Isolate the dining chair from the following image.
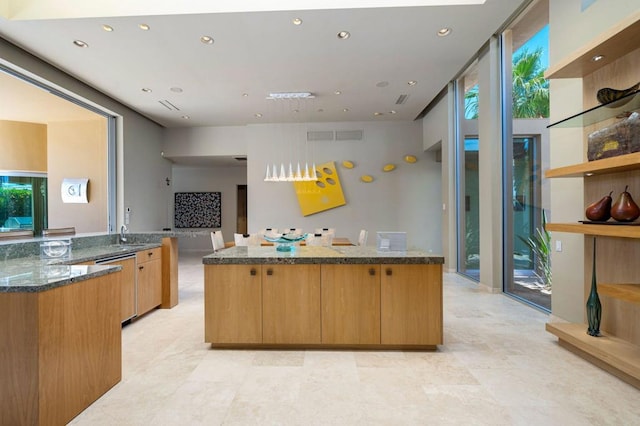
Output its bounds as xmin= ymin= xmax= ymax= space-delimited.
xmin=259 ymin=228 xmax=279 ymax=238
xmin=306 ymin=233 xmax=333 ymax=247
xmin=314 ymin=227 xmax=335 ymax=235
xmin=358 ymin=229 xmax=368 ymax=246
xmin=284 ymin=228 xmax=303 ymax=236
xmin=211 ymin=230 xmax=225 ymax=251
xmin=234 ymin=233 xmax=260 ymax=246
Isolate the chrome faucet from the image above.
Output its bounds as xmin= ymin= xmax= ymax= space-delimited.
xmin=120 ymin=225 xmax=128 ymax=243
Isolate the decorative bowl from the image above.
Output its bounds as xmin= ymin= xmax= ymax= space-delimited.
xmin=263 ymin=233 xmax=308 ymax=252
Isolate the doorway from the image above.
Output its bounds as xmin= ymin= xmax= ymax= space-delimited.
xmin=236 ymin=184 xmax=247 ymax=234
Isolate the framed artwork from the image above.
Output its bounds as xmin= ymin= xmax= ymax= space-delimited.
xmin=174 ymin=192 xmax=221 ymax=228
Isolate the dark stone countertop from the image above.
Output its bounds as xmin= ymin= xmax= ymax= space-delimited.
xmin=202 ymin=245 xmax=444 ymax=265
xmin=0 ymin=235 xmax=162 ymax=293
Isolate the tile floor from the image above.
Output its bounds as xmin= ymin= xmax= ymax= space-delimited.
xmin=70 ymin=251 xmax=640 ymax=425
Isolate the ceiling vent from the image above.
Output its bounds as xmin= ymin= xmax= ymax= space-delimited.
xmin=395 ymin=94 xmax=409 ymax=105
xmin=159 ymin=99 xmax=180 ymax=111
xmin=335 ymin=130 xmax=363 ymax=141
xmin=307 ymin=131 xmax=334 ymax=141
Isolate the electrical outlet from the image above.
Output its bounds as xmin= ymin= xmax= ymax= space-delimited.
xmin=555 ymin=240 xmax=562 ymax=252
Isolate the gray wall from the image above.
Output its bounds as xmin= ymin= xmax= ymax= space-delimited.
xmin=0 ymin=38 xmax=171 ymax=234
xmin=165 ymin=120 xmax=443 ymax=253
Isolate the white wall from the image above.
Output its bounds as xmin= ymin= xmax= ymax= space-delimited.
xmin=0 ymin=38 xmax=170 ymax=234
xmin=164 ymin=120 xmax=443 ymax=253
xmin=246 ymin=120 xmax=442 ymax=252
xmin=171 ymin=165 xmax=247 ymax=251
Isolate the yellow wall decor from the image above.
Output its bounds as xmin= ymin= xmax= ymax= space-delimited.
xmin=404 ymin=154 xmax=417 ymax=163
xmin=294 ymin=161 xmax=346 ymax=216
xmin=342 ymin=160 xmax=355 ymax=169
xmin=382 ymin=163 xmax=396 ymax=172
xmin=360 ymin=175 xmax=374 ymax=183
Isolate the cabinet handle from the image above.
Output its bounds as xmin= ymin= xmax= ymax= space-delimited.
xmin=139 ymin=265 xmax=144 ymax=270
xmin=148 ymin=252 xmax=153 ymax=257
xmin=386 ymin=268 xmax=392 ymax=276
xmin=266 ymin=269 xmax=273 ymax=276
xmin=250 ymin=268 xmax=257 ymax=276
xmin=369 ymin=268 xmax=376 ymax=276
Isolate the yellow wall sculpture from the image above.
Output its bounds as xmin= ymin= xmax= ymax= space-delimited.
xmin=294 ymin=161 xmax=346 ymax=216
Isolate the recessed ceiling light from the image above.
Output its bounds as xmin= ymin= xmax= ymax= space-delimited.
xmin=437 ymin=28 xmax=452 ymax=37
xmin=73 ymin=40 xmax=88 ymax=48
xmin=389 ymin=110 xmax=397 ymax=114
xmin=242 ymin=93 xmax=249 ymax=97
xmin=141 ymin=88 xmax=152 ymax=93
xmin=334 ymin=90 xmax=342 ymax=95
xmin=254 ymin=113 xmax=263 ymax=118
xmin=376 ymin=81 xmax=389 ymax=88
xmin=200 ymin=35 xmax=214 ymax=44
xmin=408 ymin=80 xmax=417 ymax=86
xmin=181 ymin=115 xmax=190 ymax=120
xmin=317 ymin=108 xmax=324 ymax=112
xmin=292 ymin=18 xmax=303 ymax=25
xmin=139 ymin=23 xmax=150 ymax=31
xmin=591 ymin=54 xmax=604 ymax=62
xmin=170 ymin=87 xmax=183 ymax=93
xmin=374 ymin=112 xmax=383 ymax=116
xmin=337 ymin=31 xmax=351 ymax=40
xmin=343 ymin=108 xmax=349 ymax=112
xmin=102 ymin=25 xmax=113 ymax=32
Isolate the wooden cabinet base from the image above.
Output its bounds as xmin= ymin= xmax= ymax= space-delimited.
xmin=0 ymin=273 xmax=122 ymax=426
xmin=209 ymin=343 xmax=438 ymax=350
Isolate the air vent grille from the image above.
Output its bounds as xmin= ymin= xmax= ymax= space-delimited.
xmin=307 ymin=131 xmax=334 ymax=141
xmin=395 ymin=94 xmax=408 ymax=105
xmin=159 ymin=100 xmax=180 ymax=111
xmin=335 ymin=130 xmax=363 ymax=141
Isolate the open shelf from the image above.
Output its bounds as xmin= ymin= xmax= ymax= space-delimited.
xmin=546 ymin=322 xmax=640 ymax=389
xmin=599 ymin=283 xmax=640 ymax=305
xmin=545 ymin=152 xmax=640 ymax=178
xmin=547 ymin=90 xmax=639 ymax=128
xmin=546 ymin=222 xmax=640 ymax=238
xmin=545 ymin=12 xmax=640 ymax=80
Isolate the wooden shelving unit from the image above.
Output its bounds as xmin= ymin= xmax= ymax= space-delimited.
xmin=545 ymin=152 xmax=640 ymax=178
xmin=544 ymin=11 xmax=640 ymax=80
xmin=545 ymin=13 xmax=640 ymax=389
xmin=545 ymin=323 xmax=640 ymax=389
xmin=598 ymin=284 xmax=640 ymax=305
xmin=545 ymin=223 xmax=640 ymax=239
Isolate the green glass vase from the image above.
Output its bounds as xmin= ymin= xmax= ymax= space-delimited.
xmin=586 ymin=237 xmax=602 ymax=337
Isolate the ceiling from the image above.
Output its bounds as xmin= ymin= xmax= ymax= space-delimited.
xmin=0 ymin=0 xmax=528 ymax=131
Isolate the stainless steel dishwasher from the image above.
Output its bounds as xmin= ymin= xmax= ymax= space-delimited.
xmin=96 ymin=253 xmax=137 ymax=323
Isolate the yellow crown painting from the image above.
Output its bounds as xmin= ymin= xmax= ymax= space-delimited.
xmin=294 ymin=161 xmax=346 ymax=216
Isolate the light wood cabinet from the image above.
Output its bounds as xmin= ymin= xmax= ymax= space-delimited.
xmin=95 ymin=256 xmax=136 ymax=322
xmin=262 ymin=264 xmax=321 ymax=344
xmin=545 ymin=14 xmax=640 ymax=389
xmin=321 ymin=264 xmax=381 ymax=344
xmin=136 ymin=247 xmax=162 ymax=316
xmin=204 ymin=264 xmax=262 ymax=344
xmin=0 ymin=273 xmax=121 ymax=426
xmin=380 ymin=264 xmax=442 ymax=346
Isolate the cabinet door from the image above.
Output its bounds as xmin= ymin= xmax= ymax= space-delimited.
xmin=262 ymin=264 xmax=321 ymax=344
xmin=204 ymin=265 xmax=262 ymax=344
xmin=136 ymin=258 xmax=162 ymax=316
xmin=380 ymin=264 xmax=442 ymax=345
xmin=321 ymin=264 xmax=380 ymax=344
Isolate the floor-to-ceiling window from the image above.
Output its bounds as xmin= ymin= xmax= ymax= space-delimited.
xmin=456 ymin=62 xmax=481 ymax=281
xmin=502 ymin=0 xmax=551 ymax=310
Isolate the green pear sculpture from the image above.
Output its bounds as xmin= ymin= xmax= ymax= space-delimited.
xmin=610 ymin=186 xmax=640 ymax=222
xmin=585 ymin=191 xmax=613 ymax=221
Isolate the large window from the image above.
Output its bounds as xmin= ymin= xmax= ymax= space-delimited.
xmin=502 ymin=0 xmax=550 ymax=310
xmin=0 ymin=173 xmax=47 ymax=235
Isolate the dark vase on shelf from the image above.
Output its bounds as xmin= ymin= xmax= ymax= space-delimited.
xmin=586 ymin=237 xmax=602 ymax=337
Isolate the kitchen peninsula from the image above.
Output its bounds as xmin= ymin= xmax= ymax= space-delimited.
xmin=203 ymin=246 xmax=444 ymax=349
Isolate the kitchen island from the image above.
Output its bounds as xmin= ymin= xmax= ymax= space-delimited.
xmin=203 ymin=246 xmax=444 ymax=349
